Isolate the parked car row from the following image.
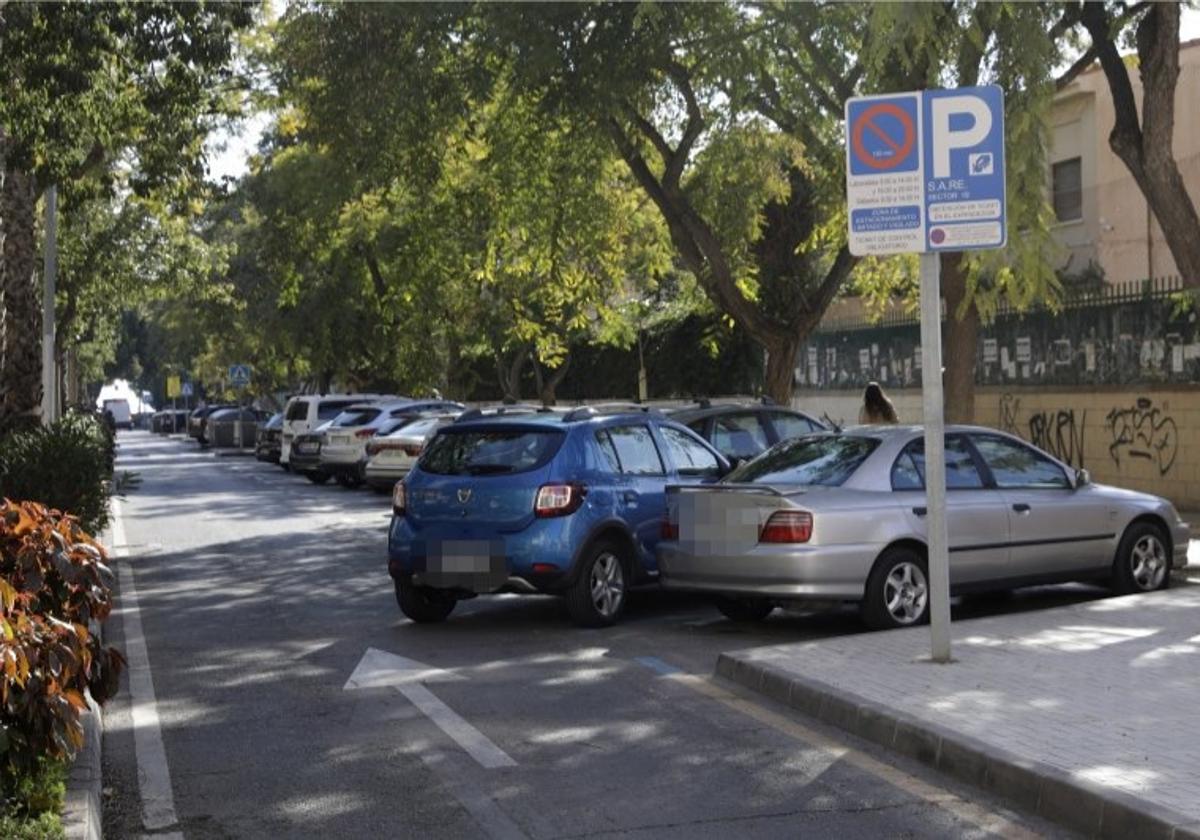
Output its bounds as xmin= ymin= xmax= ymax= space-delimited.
xmin=191 ymin=394 xmax=1191 ymax=633
xmin=150 ymin=409 xmax=190 ymax=434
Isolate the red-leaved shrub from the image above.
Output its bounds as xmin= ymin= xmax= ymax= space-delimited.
xmin=0 ymin=500 xmax=124 ymax=784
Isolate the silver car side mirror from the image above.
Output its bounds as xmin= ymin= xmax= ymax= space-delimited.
xmin=1074 ymin=468 xmax=1091 ymax=488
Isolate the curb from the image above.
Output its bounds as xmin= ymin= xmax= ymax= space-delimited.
xmin=62 ymin=692 xmax=102 ymax=840
xmin=715 ymin=652 xmax=1200 ymax=840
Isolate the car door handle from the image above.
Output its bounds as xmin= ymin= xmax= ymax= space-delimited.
xmin=622 ymin=491 xmax=639 ymax=504
xmin=1012 ymin=503 xmax=1031 ymax=513
xmin=912 ymin=506 xmax=927 ymax=517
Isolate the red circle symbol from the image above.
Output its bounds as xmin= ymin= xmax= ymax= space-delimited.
xmin=851 ymin=103 xmax=915 ymax=171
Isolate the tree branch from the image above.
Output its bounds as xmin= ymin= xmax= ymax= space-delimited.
xmin=623 ymin=101 xmax=674 ymax=169
xmin=796 ymin=246 xmax=856 ymax=334
xmin=662 ymin=61 xmax=705 ymax=190
xmin=1080 ymin=1 xmax=1145 ymax=172
xmin=606 ymin=116 xmax=775 ymax=339
xmin=1056 ymin=45 xmax=1098 ymax=90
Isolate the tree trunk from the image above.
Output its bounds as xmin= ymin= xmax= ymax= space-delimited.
xmin=1082 ymin=2 xmax=1200 ymax=285
xmin=536 ymin=354 xmax=570 ymax=407
xmin=0 ymin=166 xmax=42 ymax=432
xmin=940 ymin=252 xmax=978 ymax=425
xmin=762 ymin=333 xmax=801 ymax=407
xmin=495 ymin=347 xmax=528 ymax=403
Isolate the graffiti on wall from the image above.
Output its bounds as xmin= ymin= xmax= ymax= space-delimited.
xmin=996 ymin=393 xmax=1087 ymax=468
xmin=1105 ymin=397 xmax=1179 ymax=476
xmin=999 ymin=393 xmax=1020 ymax=435
xmin=1028 ymin=408 xmax=1086 ymax=468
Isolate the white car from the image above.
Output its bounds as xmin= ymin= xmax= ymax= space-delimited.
xmin=363 ymin=414 xmax=460 ymax=491
xmin=319 ymin=400 xmax=465 ymax=488
xmin=279 ymin=394 xmax=393 ymax=468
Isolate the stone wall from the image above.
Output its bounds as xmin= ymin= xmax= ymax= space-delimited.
xmin=792 ymin=385 xmax=1200 ymax=510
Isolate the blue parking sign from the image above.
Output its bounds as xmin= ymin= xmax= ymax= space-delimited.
xmin=846 ymin=86 xmax=1006 ymax=256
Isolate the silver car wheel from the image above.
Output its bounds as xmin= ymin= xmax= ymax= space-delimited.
xmin=884 ymin=561 xmax=928 ymax=625
xmin=590 ymin=553 xmax=625 ymax=618
xmin=1130 ymin=534 xmax=1168 ymax=590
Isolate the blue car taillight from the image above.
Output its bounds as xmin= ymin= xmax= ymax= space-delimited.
xmin=534 ymin=483 xmax=586 ymax=518
xmin=392 ymin=481 xmax=406 ymax=516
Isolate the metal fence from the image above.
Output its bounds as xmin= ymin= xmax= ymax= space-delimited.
xmin=802 ymin=277 xmax=1200 ymax=389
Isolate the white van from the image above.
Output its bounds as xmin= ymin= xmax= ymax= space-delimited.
xmin=279 ymin=394 xmax=393 ymax=466
xmin=103 ymin=399 xmax=133 ymax=430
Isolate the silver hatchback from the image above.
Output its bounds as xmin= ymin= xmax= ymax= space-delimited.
xmin=658 ymin=425 xmax=1190 ymax=629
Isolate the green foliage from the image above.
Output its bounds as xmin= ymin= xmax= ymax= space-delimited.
xmin=0 ymin=500 xmax=124 ymax=806
xmin=0 ymin=3 xmax=257 ymax=194
xmin=859 ymin=2 xmax=1068 ymax=322
xmin=0 ymin=757 xmax=66 ymax=835
xmin=0 ymin=810 xmax=65 ymax=840
xmin=0 ymin=414 xmax=115 ymax=534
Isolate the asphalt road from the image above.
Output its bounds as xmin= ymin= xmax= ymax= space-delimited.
xmin=100 ymin=430 xmax=1092 ymax=840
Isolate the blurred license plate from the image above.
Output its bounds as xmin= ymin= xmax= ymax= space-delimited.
xmin=330 ymin=435 xmax=349 ymax=446
xmin=422 ymin=540 xmax=506 ymax=590
xmin=296 ymin=442 xmax=318 ymax=454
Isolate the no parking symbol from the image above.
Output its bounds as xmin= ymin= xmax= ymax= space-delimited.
xmin=848 ymin=98 xmax=919 ymax=175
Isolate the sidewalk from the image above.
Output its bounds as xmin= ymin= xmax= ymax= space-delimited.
xmin=718 ymin=581 xmax=1200 ymax=839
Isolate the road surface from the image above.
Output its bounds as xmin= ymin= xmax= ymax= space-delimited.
xmin=101 ymin=431 xmax=1088 ymax=839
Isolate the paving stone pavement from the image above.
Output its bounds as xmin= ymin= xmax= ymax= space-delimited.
xmin=721 ymin=581 xmax=1200 ymax=833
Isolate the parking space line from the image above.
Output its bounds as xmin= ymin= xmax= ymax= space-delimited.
xmin=111 ymin=499 xmax=182 ymax=834
xmin=403 ymin=683 xmax=516 ymax=769
xmin=647 ymin=660 xmax=1039 ymax=840
xmin=634 ymin=656 xmax=683 ymax=676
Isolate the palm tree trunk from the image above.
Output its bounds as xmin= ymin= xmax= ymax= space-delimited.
xmin=0 ymin=165 xmax=42 ymax=431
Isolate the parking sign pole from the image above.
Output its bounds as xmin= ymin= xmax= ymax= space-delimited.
xmin=919 ymin=252 xmax=952 ymax=663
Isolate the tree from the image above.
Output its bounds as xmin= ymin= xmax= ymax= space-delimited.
xmin=265 ymin=5 xmax=673 ymax=403
xmin=0 ymin=3 xmax=255 ymax=430
xmin=859 ymin=3 xmax=1078 ymax=422
xmin=1079 ymin=2 xmax=1200 ymax=286
xmin=484 ymin=2 xmax=872 ymax=403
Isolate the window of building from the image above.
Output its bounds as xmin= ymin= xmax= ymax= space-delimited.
xmin=1052 ymin=157 xmax=1082 ymax=222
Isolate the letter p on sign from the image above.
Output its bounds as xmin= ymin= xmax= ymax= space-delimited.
xmin=929 ymin=96 xmax=992 ymax=179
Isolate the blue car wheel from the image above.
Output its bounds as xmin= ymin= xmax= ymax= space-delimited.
xmin=396 ymin=579 xmax=457 ymax=624
xmin=566 ymin=539 xmax=628 ymax=627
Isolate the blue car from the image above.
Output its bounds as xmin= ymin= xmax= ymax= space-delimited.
xmin=388 ymin=406 xmax=731 ymax=626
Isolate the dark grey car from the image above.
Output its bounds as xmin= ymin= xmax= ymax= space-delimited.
xmin=668 ymin=399 xmax=826 ymax=462
xmin=658 ymin=425 xmax=1190 ymax=629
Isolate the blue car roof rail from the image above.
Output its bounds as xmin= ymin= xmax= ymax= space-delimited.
xmin=453 ymin=404 xmax=546 ymax=424
xmin=560 ymin=403 xmax=658 ymax=423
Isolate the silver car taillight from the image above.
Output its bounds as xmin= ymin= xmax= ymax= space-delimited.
xmin=759 ymin=511 xmax=813 ymax=543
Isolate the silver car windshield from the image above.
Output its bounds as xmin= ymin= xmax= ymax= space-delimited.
xmin=726 ymin=435 xmax=879 ymax=486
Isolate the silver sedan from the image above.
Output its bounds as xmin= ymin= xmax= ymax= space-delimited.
xmin=657 ymin=425 xmax=1190 ymax=629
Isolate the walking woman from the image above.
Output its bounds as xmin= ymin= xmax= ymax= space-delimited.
xmin=858 ymin=381 xmax=899 ymax=424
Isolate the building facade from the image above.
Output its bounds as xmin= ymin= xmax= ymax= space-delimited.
xmin=1051 ymin=39 xmax=1200 ymax=283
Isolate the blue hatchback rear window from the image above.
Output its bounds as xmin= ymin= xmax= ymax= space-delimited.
xmin=419 ymin=429 xmax=564 ymax=476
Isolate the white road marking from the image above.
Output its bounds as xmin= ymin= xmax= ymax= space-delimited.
xmin=415 ymin=750 xmax=528 ymax=840
xmin=346 ymin=648 xmax=515 ymax=770
xmin=110 ymin=499 xmax=181 ymax=833
xmin=402 ymin=683 xmax=516 ymax=769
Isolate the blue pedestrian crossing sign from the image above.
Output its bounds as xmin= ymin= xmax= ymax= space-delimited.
xmin=229 ymin=364 xmax=252 ymax=387
xmin=181 ymin=382 xmax=194 ymax=397
xmin=845 ymin=86 xmax=1006 ymax=256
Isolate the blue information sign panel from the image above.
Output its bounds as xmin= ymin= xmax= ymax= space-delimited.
xmin=845 ymin=86 xmax=1006 ymax=256
xmin=229 ymin=364 xmax=251 ymax=387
